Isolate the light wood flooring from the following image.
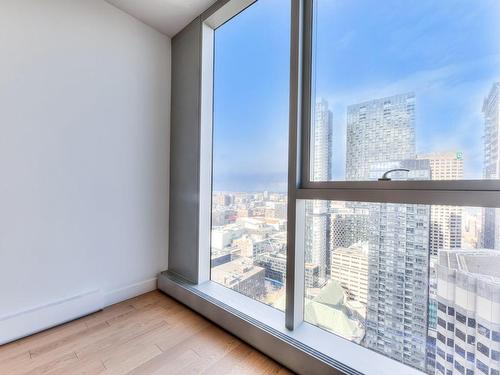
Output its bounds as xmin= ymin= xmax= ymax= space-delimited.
xmin=0 ymin=290 xmax=293 ymax=375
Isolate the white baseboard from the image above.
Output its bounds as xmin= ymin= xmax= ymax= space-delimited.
xmin=0 ymin=290 xmax=104 ymax=345
xmin=103 ymin=277 xmax=158 ymax=307
xmin=0 ymin=277 xmax=158 ymax=345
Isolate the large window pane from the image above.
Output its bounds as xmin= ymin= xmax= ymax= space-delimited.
xmin=310 ymin=0 xmax=500 ymax=182
xmin=210 ymin=0 xmax=290 ymax=309
xmin=304 ymin=199 xmax=500 ymax=374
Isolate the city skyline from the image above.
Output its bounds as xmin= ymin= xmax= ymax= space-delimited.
xmin=213 ymin=0 xmax=500 ymax=192
xmin=210 ymin=1 xmax=500 ymax=374
xmin=210 ymin=81 xmax=500 ymax=375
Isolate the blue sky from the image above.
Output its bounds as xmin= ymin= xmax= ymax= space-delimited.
xmin=212 ymin=0 xmax=500 ymax=192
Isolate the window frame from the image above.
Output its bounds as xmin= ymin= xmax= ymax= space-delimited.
xmin=286 ymin=0 xmax=500 ymax=332
xmin=195 ymin=0 xmax=500 ymax=372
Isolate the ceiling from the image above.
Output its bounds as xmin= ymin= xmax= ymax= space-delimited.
xmin=105 ymin=0 xmax=217 ymax=37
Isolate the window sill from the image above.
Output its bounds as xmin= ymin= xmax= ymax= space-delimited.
xmin=158 ymin=271 xmax=424 ymax=375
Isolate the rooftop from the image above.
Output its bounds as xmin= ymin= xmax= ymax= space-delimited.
xmin=211 ymin=258 xmax=265 ymax=286
xmin=439 ymin=249 xmax=500 ymax=283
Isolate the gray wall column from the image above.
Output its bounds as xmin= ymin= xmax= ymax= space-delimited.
xmin=168 ymin=18 xmax=203 ymax=283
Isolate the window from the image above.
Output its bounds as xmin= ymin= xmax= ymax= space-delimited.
xmin=199 ymin=0 xmax=500 ymax=374
xmin=479 ymin=324 xmax=491 ymax=339
xmin=456 ymin=328 xmax=466 ymax=342
xmin=438 ymin=302 xmax=447 ymax=314
xmin=493 ymin=331 xmax=500 ymax=342
xmin=438 ymin=332 xmax=446 ymax=344
xmin=456 ymin=312 xmax=467 ymax=325
xmin=437 ymin=347 xmax=446 ymax=359
xmin=304 ymin=201 xmax=500 ymax=370
xmin=297 ymin=0 xmax=500 ymax=373
xmin=477 ymin=341 xmax=490 ymax=357
xmin=456 ymin=344 xmax=466 ymax=358
xmin=210 ymin=1 xmax=290 ymax=309
xmin=455 ymin=361 xmax=465 ymax=375
xmin=310 ymin=1 xmax=500 ymax=183
xmin=477 ymin=360 xmax=489 ymax=375
xmin=438 ymin=317 xmax=447 ymax=329
xmin=467 ymin=352 xmax=475 ymax=363
xmin=436 ymin=362 xmax=445 ymax=374
xmin=492 ymin=349 xmax=500 ymax=361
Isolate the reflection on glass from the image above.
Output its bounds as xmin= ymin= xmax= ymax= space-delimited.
xmin=210 ymin=0 xmax=290 ymax=310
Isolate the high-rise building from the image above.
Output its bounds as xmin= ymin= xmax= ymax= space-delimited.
xmin=256 ymin=252 xmax=320 ymax=288
xmin=211 ymin=258 xmax=266 ymax=300
xmin=305 ymin=99 xmax=333 ymax=283
xmin=345 ymin=94 xmax=431 ymax=371
xmin=330 ymin=203 xmax=370 ymax=250
xmin=417 ymin=151 xmax=464 ymax=373
xmin=331 ymin=242 xmax=369 ymax=304
xmin=364 ymin=159 xmax=431 ymax=371
xmin=312 ymin=99 xmax=333 ymax=181
xmin=418 ymin=151 xmax=464 ymax=256
xmin=345 ymin=95 xmax=424 ymax=369
xmin=482 ymin=82 xmax=500 ymax=249
xmin=435 ymin=250 xmax=500 ymax=375
xmin=346 ymin=93 xmax=416 ymax=181
xmin=426 ymin=255 xmax=439 ymax=373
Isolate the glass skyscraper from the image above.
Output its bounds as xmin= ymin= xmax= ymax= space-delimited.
xmin=345 ymin=94 xmax=430 ymax=371
xmin=305 ymin=99 xmax=333 ymax=284
xmin=346 ymin=93 xmax=416 ymax=181
xmin=482 ymin=82 xmax=500 ymax=250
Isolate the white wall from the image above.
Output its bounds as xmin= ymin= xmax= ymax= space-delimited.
xmin=0 ymin=0 xmax=170 ymax=341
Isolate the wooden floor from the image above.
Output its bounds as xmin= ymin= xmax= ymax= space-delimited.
xmin=0 ymin=291 xmax=292 ymax=375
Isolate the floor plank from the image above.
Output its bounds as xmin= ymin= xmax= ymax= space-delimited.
xmin=0 ymin=290 xmax=293 ymax=375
